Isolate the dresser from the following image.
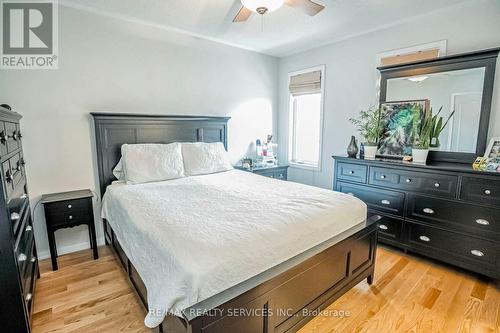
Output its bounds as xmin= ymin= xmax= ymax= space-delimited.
xmin=0 ymin=107 xmax=38 ymax=332
xmin=333 ymin=155 xmax=500 ymax=279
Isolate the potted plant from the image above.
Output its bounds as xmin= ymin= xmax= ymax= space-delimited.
xmin=349 ymin=106 xmax=382 ymax=159
xmin=429 ymin=106 xmax=455 ymax=149
xmin=412 ymin=106 xmax=434 ymax=163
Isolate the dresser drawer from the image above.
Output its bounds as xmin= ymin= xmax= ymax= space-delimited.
xmin=0 ymin=122 xmax=7 ymax=156
xmin=406 ymin=222 xmax=499 ymax=267
xmin=336 ymin=162 xmax=367 ymax=183
xmin=369 ymin=167 xmax=458 ymax=199
xmin=407 ymin=194 xmax=500 ymax=238
xmin=8 ymin=189 xmax=29 ymax=237
xmin=460 ymin=176 xmax=500 ymax=207
xmin=371 ymin=213 xmax=403 ymax=241
xmin=336 ymin=182 xmax=405 ymax=216
xmin=2 ymin=153 xmax=26 ymax=201
xmin=5 ymin=121 xmax=20 ymax=152
xmin=15 ymin=212 xmax=34 ymax=274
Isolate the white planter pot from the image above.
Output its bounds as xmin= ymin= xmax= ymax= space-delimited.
xmin=412 ymin=148 xmax=429 ymax=164
xmin=364 ymin=145 xmax=378 ymax=159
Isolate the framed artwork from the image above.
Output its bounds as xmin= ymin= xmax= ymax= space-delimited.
xmin=377 ymin=100 xmax=430 ymax=158
xmin=484 ymin=137 xmax=500 ymax=162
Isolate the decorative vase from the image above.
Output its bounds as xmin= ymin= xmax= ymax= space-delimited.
xmin=364 ymin=145 xmax=378 ymax=159
xmin=412 ymin=148 xmax=429 ymax=164
xmin=347 ymin=136 xmax=358 ymax=158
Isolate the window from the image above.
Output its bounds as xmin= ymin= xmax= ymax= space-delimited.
xmin=288 ymin=66 xmax=325 ymax=170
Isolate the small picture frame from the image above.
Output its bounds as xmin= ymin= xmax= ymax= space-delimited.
xmin=484 ymin=137 xmax=500 ymax=162
xmin=242 ymin=158 xmax=253 ymax=170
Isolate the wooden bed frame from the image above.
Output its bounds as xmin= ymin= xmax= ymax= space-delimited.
xmin=91 ymin=113 xmax=379 ymax=333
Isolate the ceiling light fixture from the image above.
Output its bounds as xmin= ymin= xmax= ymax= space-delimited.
xmin=408 ymin=76 xmax=429 ymax=83
xmin=241 ymin=0 xmax=285 ymax=15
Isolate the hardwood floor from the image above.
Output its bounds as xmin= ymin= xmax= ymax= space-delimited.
xmin=33 ymin=245 xmax=500 ymax=333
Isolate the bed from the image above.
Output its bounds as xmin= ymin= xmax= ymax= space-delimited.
xmin=92 ymin=113 xmax=379 ymax=333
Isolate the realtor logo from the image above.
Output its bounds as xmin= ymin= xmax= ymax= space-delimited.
xmin=1 ymin=0 xmax=58 ymax=69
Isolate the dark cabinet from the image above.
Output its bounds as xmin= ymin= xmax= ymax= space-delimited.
xmin=333 ymin=155 xmax=500 ymax=279
xmin=0 ymin=106 xmax=38 ymax=333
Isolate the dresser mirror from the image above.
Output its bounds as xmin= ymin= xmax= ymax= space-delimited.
xmin=379 ymin=48 xmax=499 ymax=163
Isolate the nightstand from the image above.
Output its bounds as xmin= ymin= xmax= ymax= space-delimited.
xmin=41 ymin=189 xmax=97 ymax=271
xmin=235 ymin=164 xmax=289 ymax=180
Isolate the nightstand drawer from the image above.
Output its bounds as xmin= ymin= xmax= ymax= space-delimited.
xmin=460 ymin=176 xmax=500 ymax=207
xmin=46 ymin=209 xmax=89 ymax=228
xmin=336 ymin=162 xmax=367 ymax=183
xmin=253 ymin=167 xmax=288 ymax=180
xmin=337 ymin=182 xmax=405 ymax=216
xmin=369 ymin=167 xmax=458 ymax=198
xmin=45 ymin=197 xmax=90 ymax=216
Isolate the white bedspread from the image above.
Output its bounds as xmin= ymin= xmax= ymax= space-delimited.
xmin=101 ymin=170 xmax=367 ymax=328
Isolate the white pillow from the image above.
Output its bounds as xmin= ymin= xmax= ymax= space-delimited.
xmin=182 ymin=142 xmax=233 ymax=176
xmin=112 ymin=158 xmax=125 ymax=180
xmin=121 ymin=143 xmax=185 ymax=184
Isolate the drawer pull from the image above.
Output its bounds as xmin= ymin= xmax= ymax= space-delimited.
xmin=475 ymin=219 xmax=490 ymax=226
xmin=423 ymin=208 xmax=434 ymax=214
xmin=25 ymin=225 xmax=32 ymax=232
xmin=10 ymin=212 xmax=20 ymax=221
xmin=0 ymin=131 xmax=5 ymax=144
xmin=278 ymin=173 xmax=284 ymax=178
xmin=484 ymin=189 xmax=491 ymax=195
xmin=381 ymin=199 xmax=391 ymax=205
xmin=18 ymin=253 xmax=27 ymax=262
xmin=405 ymin=178 xmax=412 ymax=183
xmin=380 ymin=175 xmax=386 ymax=179
xmin=5 ymin=170 xmax=13 ymax=183
xmin=434 ymin=183 xmax=440 ymax=188
xmin=349 ymin=170 xmax=355 ymax=174
xmin=379 ymin=224 xmax=388 ymax=230
xmin=68 ymin=215 xmax=73 ymax=220
xmin=68 ymin=204 xmax=72 ymax=209
xmin=419 ymin=235 xmax=431 ymax=242
xmin=11 ymin=131 xmax=19 ymax=141
xmin=470 ymin=250 xmax=484 ymax=257
xmin=25 ymin=293 xmax=32 ymax=302
xmin=19 ymin=193 xmax=27 ymax=200
xmin=30 ymin=256 xmax=36 ymax=263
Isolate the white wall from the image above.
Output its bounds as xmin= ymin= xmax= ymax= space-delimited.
xmin=277 ymin=0 xmax=500 ymax=189
xmin=0 ymin=6 xmax=278 ymax=259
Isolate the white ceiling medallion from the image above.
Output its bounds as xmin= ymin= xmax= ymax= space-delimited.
xmin=241 ymin=0 xmax=285 ymax=14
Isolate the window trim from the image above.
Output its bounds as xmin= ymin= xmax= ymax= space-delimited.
xmin=287 ymin=65 xmax=325 ymax=171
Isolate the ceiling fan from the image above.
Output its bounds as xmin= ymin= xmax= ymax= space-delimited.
xmin=233 ymin=0 xmax=325 ymax=22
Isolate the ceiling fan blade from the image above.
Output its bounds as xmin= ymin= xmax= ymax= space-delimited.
xmin=285 ymin=0 xmax=325 ymax=16
xmin=233 ymin=6 xmax=252 ymax=22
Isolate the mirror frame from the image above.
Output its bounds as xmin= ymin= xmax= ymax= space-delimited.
xmin=378 ymin=47 xmax=499 ymax=163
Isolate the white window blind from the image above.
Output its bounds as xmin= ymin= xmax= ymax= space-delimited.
xmin=289 ymin=70 xmax=322 ymax=96
xmin=288 ymin=67 xmax=324 ymax=169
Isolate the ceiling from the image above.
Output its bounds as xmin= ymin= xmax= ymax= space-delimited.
xmin=62 ymin=0 xmax=473 ymax=57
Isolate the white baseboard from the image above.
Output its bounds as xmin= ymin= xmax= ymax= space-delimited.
xmin=37 ymin=237 xmax=105 ymax=260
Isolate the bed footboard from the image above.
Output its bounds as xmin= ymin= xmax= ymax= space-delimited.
xmin=104 ymin=217 xmax=379 ymax=333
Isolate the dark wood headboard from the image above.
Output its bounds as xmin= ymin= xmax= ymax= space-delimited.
xmin=91 ymin=113 xmax=230 ymax=196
